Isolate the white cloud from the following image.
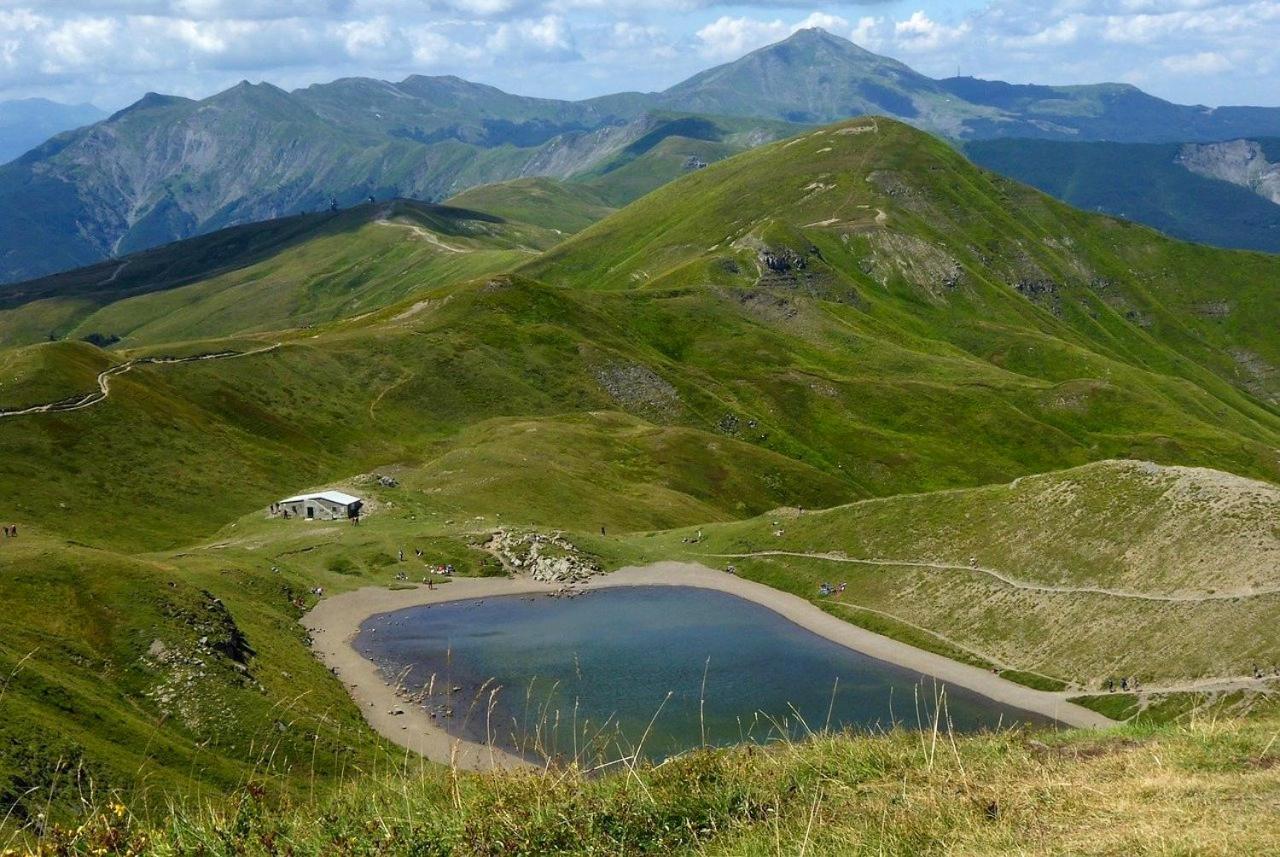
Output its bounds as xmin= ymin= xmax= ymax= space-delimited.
xmin=893 ymin=11 xmax=970 ymax=51
xmin=695 ymin=16 xmax=788 ymax=60
xmin=486 ymin=14 xmax=579 ymax=61
xmin=795 ymin=12 xmax=849 ymax=33
xmin=694 ymin=11 xmax=848 ymax=60
xmin=0 ymin=0 xmax=1278 ymax=109
xmin=1162 ymin=50 xmax=1233 ymax=74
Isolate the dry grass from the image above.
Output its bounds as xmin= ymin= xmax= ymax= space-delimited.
xmin=9 ymin=711 xmax=1280 ymax=855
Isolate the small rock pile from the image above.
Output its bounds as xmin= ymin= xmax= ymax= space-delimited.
xmin=482 ymin=529 xmax=601 ymax=583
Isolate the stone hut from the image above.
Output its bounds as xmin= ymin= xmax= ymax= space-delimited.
xmin=278 ymin=491 xmax=362 ymax=521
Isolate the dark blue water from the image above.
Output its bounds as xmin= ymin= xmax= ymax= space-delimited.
xmin=355 ymin=586 xmax=1051 ymax=763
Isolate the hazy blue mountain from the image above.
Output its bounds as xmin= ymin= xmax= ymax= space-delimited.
xmin=967 ymin=137 xmax=1280 ymax=254
xmin=655 ymin=29 xmax=1280 ymax=142
xmin=0 ymin=98 xmax=105 ymax=163
xmin=6 ymin=27 xmax=1280 ymax=284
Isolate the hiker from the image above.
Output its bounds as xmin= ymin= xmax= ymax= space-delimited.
xmin=398 ymin=549 xmax=404 ymax=563
xmin=601 ymin=525 xmax=606 ymax=536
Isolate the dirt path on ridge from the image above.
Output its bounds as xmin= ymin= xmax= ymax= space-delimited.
xmin=0 ymin=342 xmax=281 ymax=419
xmin=703 ymin=551 xmax=1280 ymax=603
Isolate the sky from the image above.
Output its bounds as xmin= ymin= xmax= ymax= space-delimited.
xmin=1 ymin=1 xmax=1278 ymax=110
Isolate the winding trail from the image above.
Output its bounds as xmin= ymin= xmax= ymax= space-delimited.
xmin=96 ymin=259 xmax=130 ymax=286
xmin=375 ymin=219 xmax=466 ymax=253
xmin=0 ymin=343 xmax=281 ymax=419
xmin=704 ymin=551 xmax=1280 ymax=604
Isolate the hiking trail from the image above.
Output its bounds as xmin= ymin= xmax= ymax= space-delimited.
xmin=702 ymin=550 xmax=1280 ymax=603
xmin=0 ymin=343 xmax=281 ymax=419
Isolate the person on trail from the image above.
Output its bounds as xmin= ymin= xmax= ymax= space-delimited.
xmin=399 ymin=549 xmax=404 ymax=563
xmin=601 ymin=525 xmax=606 ymax=537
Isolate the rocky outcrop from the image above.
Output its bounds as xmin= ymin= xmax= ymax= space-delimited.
xmin=1178 ymin=140 xmax=1280 ymax=205
xmin=481 ymin=529 xmax=601 ymax=584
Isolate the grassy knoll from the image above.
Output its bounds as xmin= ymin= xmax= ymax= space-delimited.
xmin=446 ymin=179 xmax=616 ymax=235
xmin=16 ymin=716 xmax=1280 ymax=854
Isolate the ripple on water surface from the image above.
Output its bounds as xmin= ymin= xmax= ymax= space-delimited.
xmin=355 ymin=586 xmax=1053 ymax=762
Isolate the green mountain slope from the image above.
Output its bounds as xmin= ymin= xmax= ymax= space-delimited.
xmin=523 ymin=118 xmax=1280 ymax=414
xmin=0 ymin=199 xmax=558 ymax=348
xmin=2 ymin=118 xmax=1280 ymax=824
xmin=572 ymin=113 xmax=799 ymax=206
xmin=967 ymin=137 xmax=1280 ymax=254
xmin=446 ymin=178 xmax=616 ymax=234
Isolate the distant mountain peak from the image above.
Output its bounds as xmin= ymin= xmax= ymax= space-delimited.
xmin=106 ymin=92 xmax=191 ymax=122
xmin=767 ymin=27 xmax=882 ymax=58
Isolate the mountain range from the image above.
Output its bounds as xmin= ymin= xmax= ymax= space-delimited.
xmin=5 ymin=27 xmax=1280 ymax=285
xmin=0 ymin=97 xmax=104 ymax=165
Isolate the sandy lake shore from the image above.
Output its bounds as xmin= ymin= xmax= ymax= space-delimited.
xmin=302 ymin=561 xmax=1114 ymax=770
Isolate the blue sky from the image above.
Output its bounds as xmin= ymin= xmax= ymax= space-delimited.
xmin=2 ymin=1 xmax=1277 ymax=109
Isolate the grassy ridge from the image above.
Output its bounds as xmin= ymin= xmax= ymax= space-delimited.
xmin=0 ymin=200 xmax=559 ymax=349
xmin=446 ymin=179 xmax=616 ymax=235
xmin=522 ymin=120 xmax=1280 ymax=409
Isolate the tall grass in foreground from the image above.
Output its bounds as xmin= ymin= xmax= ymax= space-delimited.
xmin=9 ymin=676 xmax=1280 ymax=855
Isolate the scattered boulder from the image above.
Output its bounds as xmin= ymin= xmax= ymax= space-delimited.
xmin=592 ymin=361 xmax=682 ymax=420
